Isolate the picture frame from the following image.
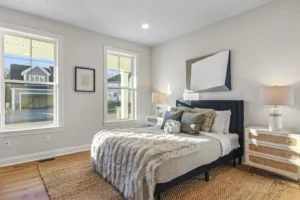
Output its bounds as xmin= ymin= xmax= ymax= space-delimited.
xmin=75 ymin=67 xmax=95 ymax=92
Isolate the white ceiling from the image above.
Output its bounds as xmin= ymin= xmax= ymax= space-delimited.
xmin=0 ymin=0 xmax=273 ymax=46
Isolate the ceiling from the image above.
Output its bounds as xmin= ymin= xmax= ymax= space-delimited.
xmin=0 ymin=0 xmax=273 ymax=46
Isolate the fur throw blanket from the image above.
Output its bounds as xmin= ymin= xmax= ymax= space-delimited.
xmin=91 ymin=128 xmax=206 ymax=200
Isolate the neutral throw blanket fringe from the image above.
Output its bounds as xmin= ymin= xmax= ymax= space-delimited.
xmin=91 ymin=128 xmax=209 ymax=200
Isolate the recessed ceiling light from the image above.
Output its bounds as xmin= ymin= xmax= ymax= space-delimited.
xmin=141 ymin=24 xmax=150 ymax=29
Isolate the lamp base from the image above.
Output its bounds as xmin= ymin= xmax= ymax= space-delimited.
xmin=155 ymin=106 xmax=160 ymax=117
xmin=269 ymin=107 xmax=282 ymax=131
xmin=156 ymin=105 xmax=164 ymax=117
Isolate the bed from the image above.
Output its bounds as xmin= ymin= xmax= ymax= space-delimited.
xmin=91 ymin=100 xmax=244 ymax=200
xmin=154 ymin=100 xmax=244 ymax=199
xmin=149 ymin=128 xmax=240 ymax=184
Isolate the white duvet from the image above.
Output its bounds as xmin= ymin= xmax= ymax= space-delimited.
xmin=200 ymin=131 xmax=240 ymax=156
xmin=148 ymin=126 xmax=239 ymax=156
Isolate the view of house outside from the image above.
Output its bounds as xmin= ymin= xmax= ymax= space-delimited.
xmin=3 ymin=35 xmax=55 ymax=128
xmin=107 ymin=54 xmax=133 ymax=121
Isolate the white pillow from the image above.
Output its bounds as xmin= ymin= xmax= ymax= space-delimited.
xmin=223 ymin=110 xmax=231 ymax=134
xmin=210 ymin=110 xmax=231 ymax=134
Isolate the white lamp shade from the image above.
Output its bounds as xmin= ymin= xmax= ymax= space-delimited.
xmin=260 ymin=86 xmax=294 ymax=106
xmin=152 ymin=93 xmax=167 ymax=104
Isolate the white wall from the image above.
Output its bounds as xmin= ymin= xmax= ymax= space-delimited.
xmin=0 ymin=7 xmax=151 ymax=165
xmin=151 ymin=0 xmax=300 ymax=129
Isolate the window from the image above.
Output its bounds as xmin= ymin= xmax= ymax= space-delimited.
xmin=0 ymin=24 xmax=62 ymax=132
xmin=104 ymin=46 xmax=137 ymax=123
xmin=29 ymin=75 xmax=45 ymax=82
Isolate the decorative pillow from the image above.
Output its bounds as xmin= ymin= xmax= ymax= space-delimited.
xmin=211 ymin=110 xmax=231 ymax=134
xmin=170 ymin=107 xmax=192 ymax=112
xmin=191 ymin=108 xmax=216 ymax=132
xmin=160 ymin=111 xmax=183 ymax=129
xmin=180 ymin=112 xmax=204 ymax=135
xmin=164 ymin=120 xmax=181 ymax=134
xmin=223 ymin=110 xmax=231 ymax=134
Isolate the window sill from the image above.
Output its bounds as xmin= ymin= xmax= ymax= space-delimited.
xmin=0 ymin=126 xmax=64 ymax=138
xmin=103 ymin=120 xmax=138 ymax=127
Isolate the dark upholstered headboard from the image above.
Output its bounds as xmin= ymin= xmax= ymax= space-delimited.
xmin=176 ymin=100 xmax=244 ymax=156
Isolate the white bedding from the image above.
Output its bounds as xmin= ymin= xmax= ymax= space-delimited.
xmin=145 ymin=127 xmax=240 ymax=183
xmin=200 ymin=131 xmax=240 ymax=156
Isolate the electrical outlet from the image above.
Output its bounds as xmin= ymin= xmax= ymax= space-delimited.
xmin=4 ymin=140 xmax=10 ymax=148
xmin=45 ymin=135 xmax=51 ymax=143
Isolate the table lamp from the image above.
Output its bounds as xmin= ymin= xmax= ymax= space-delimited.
xmin=152 ymin=92 xmax=167 ymax=117
xmin=260 ymin=86 xmax=294 ymax=131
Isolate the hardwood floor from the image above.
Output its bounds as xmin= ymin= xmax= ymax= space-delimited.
xmin=0 ymin=161 xmax=48 ymax=200
xmin=0 ymin=151 xmax=299 ymax=200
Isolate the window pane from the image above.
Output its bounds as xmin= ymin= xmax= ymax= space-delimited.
xmin=107 ymin=54 xmax=120 ymax=87
xmin=107 ymin=54 xmax=119 ymax=69
xmin=5 ymin=83 xmax=55 ymax=128
xmin=3 ymin=35 xmax=55 ymax=82
xmin=119 ymin=56 xmax=132 ymax=87
xmin=107 ymin=71 xmax=132 ymax=88
xmin=120 ymin=56 xmax=131 ymax=72
xmin=31 ymin=40 xmax=54 ymax=60
xmin=4 ymin=35 xmax=31 ymax=80
xmin=107 ymin=88 xmax=133 ymax=121
xmin=28 ymin=61 xmax=54 ymax=82
xmin=107 ymin=54 xmax=132 ymax=88
xmin=31 ymin=40 xmax=55 ymax=82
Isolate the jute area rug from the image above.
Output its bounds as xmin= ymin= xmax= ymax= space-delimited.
xmin=38 ymin=153 xmax=286 ymax=200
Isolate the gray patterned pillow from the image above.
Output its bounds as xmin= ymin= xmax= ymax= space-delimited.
xmin=160 ymin=111 xmax=183 ymax=129
xmin=170 ymin=107 xmax=192 ymax=112
xmin=180 ymin=112 xmax=204 ymax=135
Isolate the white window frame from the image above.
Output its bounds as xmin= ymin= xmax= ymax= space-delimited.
xmin=0 ymin=21 xmax=64 ymax=136
xmin=103 ymin=45 xmax=138 ymax=125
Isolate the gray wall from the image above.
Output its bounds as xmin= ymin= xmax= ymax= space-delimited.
xmin=151 ymin=0 xmax=300 ymax=129
xmin=0 ymin=6 xmax=151 ymax=164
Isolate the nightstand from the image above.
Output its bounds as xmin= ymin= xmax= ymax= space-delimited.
xmin=146 ymin=116 xmax=163 ymax=127
xmin=245 ymin=126 xmax=300 ymax=186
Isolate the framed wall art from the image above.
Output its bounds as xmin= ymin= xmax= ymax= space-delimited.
xmin=75 ymin=67 xmax=95 ymax=92
xmin=186 ymin=50 xmax=231 ymax=92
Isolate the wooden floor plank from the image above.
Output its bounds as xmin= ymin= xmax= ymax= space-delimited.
xmin=0 ymin=151 xmax=299 ymax=200
xmin=0 ymin=162 xmax=37 ymax=174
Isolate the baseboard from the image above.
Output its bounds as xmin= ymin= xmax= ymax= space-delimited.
xmin=0 ymin=144 xmax=90 ymax=167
